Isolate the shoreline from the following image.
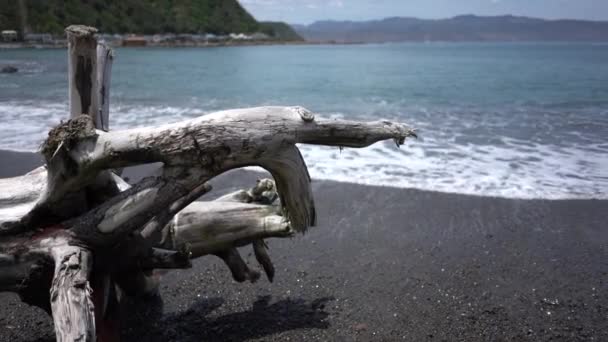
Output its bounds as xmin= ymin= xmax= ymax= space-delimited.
xmin=3 ymin=40 xmax=605 ymax=50
xmin=1 ymin=149 xmax=606 ymax=341
xmin=0 ymin=40 xmax=364 ymax=50
xmin=0 ymin=149 xmax=603 ymax=202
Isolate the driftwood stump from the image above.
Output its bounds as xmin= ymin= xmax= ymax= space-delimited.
xmin=0 ymin=25 xmax=416 ymax=341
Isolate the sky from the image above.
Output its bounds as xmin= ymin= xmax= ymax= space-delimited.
xmin=240 ymin=0 xmax=608 ymax=25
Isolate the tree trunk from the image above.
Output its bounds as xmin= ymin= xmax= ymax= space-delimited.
xmin=50 ymin=244 xmax=96 ymax=342
xmin=67 ymin=25 xmax=98 ymax=121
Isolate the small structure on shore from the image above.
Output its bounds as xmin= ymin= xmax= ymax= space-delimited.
xmin=23 ymin=33 xmax=53 ymax=44
xmin=122 ymin=35 xmax=147 ymax=47
xmin=1 ymin=30 xmax=18 ymax=42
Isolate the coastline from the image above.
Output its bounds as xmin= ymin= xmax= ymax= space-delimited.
xmin=0 ymin=40 xmax=363 ymax=50
xmin=1 ymin=149 xmax=606 ymax=341
xmin=2 ymin=40 xmax=605 ymax=50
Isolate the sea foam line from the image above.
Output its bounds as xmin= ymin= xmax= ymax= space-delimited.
xmin=0 ymin=101 xmax=606 ymax=200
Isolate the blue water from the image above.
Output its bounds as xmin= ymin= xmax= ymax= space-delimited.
xmin=1 ymin=43 xmax=607 ymax=199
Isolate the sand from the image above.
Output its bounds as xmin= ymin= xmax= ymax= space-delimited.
xmin=0 ymin=150 xmax=606 ymax=341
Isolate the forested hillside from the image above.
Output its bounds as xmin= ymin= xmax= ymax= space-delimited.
xmin=0 ymin=0 xmax=301 ymax=40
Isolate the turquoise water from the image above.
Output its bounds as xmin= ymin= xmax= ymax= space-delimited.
xmin=1 ymin=43 xmax=607 ymax=198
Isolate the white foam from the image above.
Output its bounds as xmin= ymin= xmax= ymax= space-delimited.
xmin=0 ymin=101 xmax=606 ymax=200
xmin=0 ymin=101 xmax=204 ymax=151
xmin=297 ymin=137 xmax=608 ymax=200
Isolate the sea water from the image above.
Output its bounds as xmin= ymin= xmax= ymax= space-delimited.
xmin=1 ymin=43 xmax=607 ymax=199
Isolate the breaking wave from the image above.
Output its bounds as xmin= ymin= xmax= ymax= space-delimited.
xmin=0 ymin=100 xmax=606 ymax=200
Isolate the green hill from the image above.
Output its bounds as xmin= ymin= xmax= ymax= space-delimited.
xmin=0 ymin=0 xmax=302 ymax=40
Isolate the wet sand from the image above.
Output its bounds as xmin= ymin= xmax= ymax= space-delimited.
xmin=0 ymin=150 xmax=606 ymax=341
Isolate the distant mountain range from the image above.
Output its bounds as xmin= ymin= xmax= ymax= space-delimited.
xmin=292 ymin=15 xmax=608 ymax=43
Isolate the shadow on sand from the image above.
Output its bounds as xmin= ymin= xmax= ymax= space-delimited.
xmin=121 ymin=294 xmax=333 ymax=341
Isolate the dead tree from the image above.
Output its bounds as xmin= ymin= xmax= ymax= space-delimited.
xmin=0 ymin=26 xmax=416 ymax=341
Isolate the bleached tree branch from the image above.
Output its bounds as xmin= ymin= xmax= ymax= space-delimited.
xmin=49 ymin=244 xmax=95 ymax=342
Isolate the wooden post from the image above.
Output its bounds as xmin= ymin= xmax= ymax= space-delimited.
xmin=66 ymin=25 xmax=98 ymax=121
xmin=96 ymin=44 xmax=113 ymax=131
xmin=66 ymin=25 xmax=114 ymax=131
xmin=64 ymin=27 xmax=115 ymax=341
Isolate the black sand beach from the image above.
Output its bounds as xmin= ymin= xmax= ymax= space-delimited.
xmin=0 ymin=150 xmax=606 ymax=341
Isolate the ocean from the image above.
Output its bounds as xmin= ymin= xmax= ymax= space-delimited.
xmin=1 ymin=43 xmax=607 ymax=199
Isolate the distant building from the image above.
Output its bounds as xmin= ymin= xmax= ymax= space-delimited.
xmin=122 ymin=35 xmax=146 ymax=47
xmin=98 ymin=33 xmax=121 ymax=46
xmin=152 ymin=34 xmax=163 ymax=43
xmin=204 ymin=33 xmax=218 ymax=41
xmin=24 ymin=33 xmax=53 ymax=44
xmin=176 ymin=34 xmax=195 ymax=42
xmin=250 ymin=32 xmax=270 ymax=41
xmin=229 ymin=33 xmax=250 ymax=40
xmin=1 ymin=30 xmax=18 ymax=42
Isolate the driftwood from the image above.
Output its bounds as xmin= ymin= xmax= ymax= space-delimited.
xmin=0 ymin=25 xmax=416 ymax=341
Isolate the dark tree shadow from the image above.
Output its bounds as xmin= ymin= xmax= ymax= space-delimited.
xmin=121 ymin=295 xmax=332 ymax=341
